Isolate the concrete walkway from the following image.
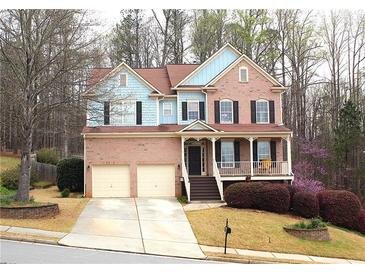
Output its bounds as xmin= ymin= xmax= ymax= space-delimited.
xmin=200 ymin=245 xmax=365 ymax=264
xmin=58 ymin=198 xmax=205 ymax=258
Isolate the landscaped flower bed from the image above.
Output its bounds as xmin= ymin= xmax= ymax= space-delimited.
xmin=284 ymin=218 xmax=330 ymax=241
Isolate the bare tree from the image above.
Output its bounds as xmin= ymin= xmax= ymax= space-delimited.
xmin=0 ymin=9 xmax=99 ymax=201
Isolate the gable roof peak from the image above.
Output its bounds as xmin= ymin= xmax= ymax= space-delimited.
xmin=173 ymin=43 xmax=241 ymax=88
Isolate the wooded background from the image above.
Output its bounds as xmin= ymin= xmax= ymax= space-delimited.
xmin=0 ymin=9 xmax=364 ymax=202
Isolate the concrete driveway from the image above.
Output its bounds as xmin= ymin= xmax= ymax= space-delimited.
xmin=59 ymin=198 xmax=205 ymax=259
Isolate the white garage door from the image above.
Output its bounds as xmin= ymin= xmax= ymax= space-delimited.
xmin=137 ymin=165 xmax=175 ymax=197
xmin=92 ymin=165 xmax=130 ymax=197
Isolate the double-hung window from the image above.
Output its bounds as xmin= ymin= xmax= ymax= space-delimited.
xmin=120 ymin=100 xmax=136 ymax=125
xmin=239 ymin=67 xmax=248 ymax=82
xmin=257 ymin=141 xmax=271 ymax=161
xmin=163 ymin=102 xmax=172 ymax=117
xmin=220 ymin=100 xmax=233 ymax=124
xmin=119 ymin=73 xmax=127 ymax=87
xmin=187 ymin=101 xmax=199 ymax=120
xmin=256 ymin=100 xmax=269 ymax=123
xmin=221 ymin=141 xmax=235 ymax=168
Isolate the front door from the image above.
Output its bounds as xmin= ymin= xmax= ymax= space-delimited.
xmin=188 ymin=146 xmax=201 ymax=175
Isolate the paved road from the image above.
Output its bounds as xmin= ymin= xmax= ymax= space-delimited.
xmin=0 ymin=240 xmax=213 ymax=264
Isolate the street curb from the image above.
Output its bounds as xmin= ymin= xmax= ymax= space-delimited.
xmin=205 ymin=255 xmax=316 ymax=264
xmin=206 ymin=256 xmax=277 ymax=264
xmin=0 ymin=235 xmax=59 ymax=246
xmin=57 ymin=240 xmax=209 ymax=261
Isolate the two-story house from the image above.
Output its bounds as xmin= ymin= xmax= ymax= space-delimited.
xmin=83 ymin=44 xmax=293 ymax=201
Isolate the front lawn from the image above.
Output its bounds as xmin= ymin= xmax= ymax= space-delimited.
xmin=186 ymin=207 xmax=365 ymax=261
xmin=0 ymin=186 xmax=89 ymax=232
xmin=0 ymin=155 xmax=20 ymax=172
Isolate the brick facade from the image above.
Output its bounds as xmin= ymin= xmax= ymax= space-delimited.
xmin=85 ymin=137 xmax=182 ymax=197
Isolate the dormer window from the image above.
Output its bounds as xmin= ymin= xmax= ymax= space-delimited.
xmin=119 ymin=73 xmax=127 ymax=87
xmin=239 ymin=67 xmax=248 ymax=82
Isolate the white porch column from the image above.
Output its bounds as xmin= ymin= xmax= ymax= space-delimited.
xmin=212 ymin=137 xmax=216 ymax=163
xmin=249 ymin=137 xmax=254 ymax=176
xmin=181 ymin=136 xmax=185 ymax=166
xmin=286 ymin=136 xmax=292 ymax=175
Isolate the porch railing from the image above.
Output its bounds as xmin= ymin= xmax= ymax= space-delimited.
xmin=217 ymin=161 xmax=289 ymax=176
xmin=182 ymin=162 xmax=191 ymax=201
xmin=212 ymin=161 xmax=224 ymax=200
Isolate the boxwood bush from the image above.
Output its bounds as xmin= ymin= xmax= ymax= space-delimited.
xmin=36 ymin=148 xmax=59 ymax=165
xmin=56 ymin=158 xmax=84 ymax=192
xmin=224 ymin=182 xmax=290 ymax=214
xmin=0 ymin=166 xmax=38 ymax=190
xmin=317 ymin=190 xmax=361 ymax=229
xmin=292 ymin=191 xmax=319 ymax=218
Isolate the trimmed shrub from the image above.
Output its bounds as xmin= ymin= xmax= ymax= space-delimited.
xmin=356 ymin=209 xmax=365 ymax=234
xmin=224 ymin=182 xmax=290 ymax=214
xmin=292 ymin=218 xmax=327 ymax=229
xmin=61 ymin=188 xmax=70 ymax=198
xmin=292 ymin=191 xmax=319 ymax=218
xmin=36 ymin=148 xmax=59 ymax=165
xmin=224 ymin=182 xmax=258 ymax=209
xmin=287 ymin=184 xmax=300 ymax=210
xmin=257 ymin=183 xmax=290 ymax=213
xmin=0 ymin=166 xmax=38 ymax=190
xmin=317 ymin=190 xmax=361 ymax=229
xmin=56 ymin=158 xmax=84 ymax=192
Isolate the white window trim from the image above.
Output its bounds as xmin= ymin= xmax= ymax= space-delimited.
xmin=120 ymin=100 xmax=136 ymax=125
xmin=119 ymin=73 xmax=128 ymax=87
xmin=163 ymin=101 xmax=173 ymax=117
xmin=239 ymin=66 xmax=249 ymax=83
xmin=256 ymin=99 xmax=269 ymax=124
xmin=221 ymin=140 xmax=235 ymax=168
xmin=257 ymin=141 xmax=271 ymax=161
xmin=220 ymin=99 xmax=233 ymax=124
xmin=187 ymin=100 xmax=200 ymax=120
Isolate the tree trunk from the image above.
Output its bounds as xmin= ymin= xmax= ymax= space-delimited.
xmin=16 ymin=131 xmax=32 ymax=202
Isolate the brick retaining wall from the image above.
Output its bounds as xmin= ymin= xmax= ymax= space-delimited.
xmin=283 ymin=226 xmax=330 ymax=241
xmin=0 ymin=203 xmax=59 ymax=219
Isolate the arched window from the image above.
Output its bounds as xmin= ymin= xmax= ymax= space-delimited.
xmin=256 ymin=99 xmax=269 ymax=123
xmin=220 ymin=99 xmax=233 ymax=124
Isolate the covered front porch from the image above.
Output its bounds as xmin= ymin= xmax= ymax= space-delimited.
xmin=178 ymin=122 xmax=293 ymax=201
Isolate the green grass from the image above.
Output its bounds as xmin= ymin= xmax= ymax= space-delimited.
xmin=32 ymin=181 xmax=54 ymax=189
xmin=177 ymin=195 xmax=188 ymax=204
xmin=0 ymin=156 xmax=20 ymax=173
xmin=0 ymin=185 xmax=16 ymax=206
xmin=186 ymin=207 xmax=365 ymax=261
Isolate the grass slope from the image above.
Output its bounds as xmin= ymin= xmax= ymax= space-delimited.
xmin=186 ymin=207 xmax=365 ymax=261
xmin=0 ymin=156 xmax=20 ymax=172
xmin=0 ymin=186 xmax=89 ymax=232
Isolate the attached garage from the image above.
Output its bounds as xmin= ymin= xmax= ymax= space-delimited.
xmin=137 ymin=165 xmax=175 ymax=197
xmin=92 ymin=165 xmax=130 ymax=197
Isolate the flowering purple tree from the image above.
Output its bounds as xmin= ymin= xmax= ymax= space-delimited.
xmin=292 ymin=138 xmax=328 ymax=193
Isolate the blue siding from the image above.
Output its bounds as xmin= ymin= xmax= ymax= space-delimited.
xmin=87 ymin=67 xmax=157 ymax=126
xmin=159 ymin=99 xmax=177 ymax=124
xmin=184 ymin=47 xmax=239 ymax=86
xmin=178 ymin=92 xmax=206 ymax=125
